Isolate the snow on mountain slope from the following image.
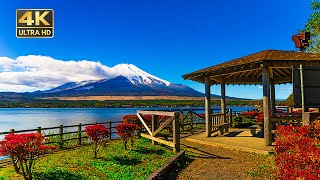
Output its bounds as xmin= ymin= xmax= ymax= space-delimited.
xmin=111 ymin=64 xmax=171 ymax=86
xmin=43 ymin=64 xmax=171 ymax=93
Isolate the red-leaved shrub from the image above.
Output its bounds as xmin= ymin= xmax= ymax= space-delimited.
xmin=115 ymin=123 xmax=140 ymax=149
xmin=240 ymin=111 xmax=260 ymax=119
xmin=275 ymin=125 xmax=320 ymax=179
xmin=0 ymin=133 xmax=55 ymax=180
xmin=122 ymin=114 xmax=153 ymax=125
xmin=85 ymin=124 xmax=110 ymax=158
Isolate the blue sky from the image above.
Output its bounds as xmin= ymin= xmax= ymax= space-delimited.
xmin=0 ymin=0 xmax=313 ymax=99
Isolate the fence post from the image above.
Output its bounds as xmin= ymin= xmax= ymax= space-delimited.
xmin=190 ymin=110 xmax=194 ymax=133
xmin=78 ymin=123 xmax=82 ymax=146
xmin=152 ymin=115 xmax=159 ymax=145
xmin=108 ymin=121 xmax=112 ymax=141
xmin=173 ymin=112 xmax=180 ymax=152
xmin=229 ymin=108 xmax=233 ymax=124
xmin=10 ymin=129 xmax=14 ymax=133
xmin=59 ymin=125 xmax=63 ymax=149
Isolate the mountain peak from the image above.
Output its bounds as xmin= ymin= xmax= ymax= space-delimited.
xmin=111 ymin=63 xmax=171 ymax=86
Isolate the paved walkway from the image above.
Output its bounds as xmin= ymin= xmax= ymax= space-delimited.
xmin=185 ymin=128 xmax=274 ymax=155
xmin=177 ymin=139 xmax=274 ymax=180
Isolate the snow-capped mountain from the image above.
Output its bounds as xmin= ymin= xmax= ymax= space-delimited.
xmin=39 ymin=64 xmax=204 ymax=97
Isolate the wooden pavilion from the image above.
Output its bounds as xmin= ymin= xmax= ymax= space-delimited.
xmin=182 ymin=49 xmax=320 ymax=146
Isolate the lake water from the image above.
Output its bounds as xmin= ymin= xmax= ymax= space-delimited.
xmin=0 ymin=106 xmax=256 ymax=160
xmin=0 ymin=107 xmax=256 ymax=133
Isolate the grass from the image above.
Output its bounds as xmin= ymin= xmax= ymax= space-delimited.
xmin=0 ymin=138 xmax=174 ymax=180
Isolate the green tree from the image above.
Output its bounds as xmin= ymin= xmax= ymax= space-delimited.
xmin=301 ymin=1 xmax=320 ymax=53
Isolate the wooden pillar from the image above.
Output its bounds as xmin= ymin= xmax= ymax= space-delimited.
xmin=205 ymin=77 xmax=212 ymax=137
xmin=270 ymin=81 xmax=276 ymax=117
xmin=300 ymin=64 xmax=306 ymax=112
xmin=221 ymin=82 xmax=226 ymax=122
xmin=152 ymin=115 xmax=159 ymax=145
xmin=228 ymin=108 xmax=233 ymax=124
xmin=262 ymin=66 xmax=272 ymax=146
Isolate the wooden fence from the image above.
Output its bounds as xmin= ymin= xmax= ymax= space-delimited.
xmin=137 ymin=110 xmax=180 ymax=152
xmin=0 ymin=120 xmax=122 ymax=148
xmin=0 ymin=120 xmax=122 ymax=166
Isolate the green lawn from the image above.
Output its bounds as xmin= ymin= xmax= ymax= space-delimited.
xmin=0 ymin=138 xmax=174 ymax=180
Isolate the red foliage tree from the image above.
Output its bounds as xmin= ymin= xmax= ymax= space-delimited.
xmin=122 ymin=114 xmax=152 ymax=125
xmin=0 ymin=133 xmax=55 ymax=180
xmin=275 ymin=125 xmax=320 ymax=179
xmin=85 ymin=124 xmax=110 ymax=158
xmin=115 ymin=123 xmax=140 ymax=149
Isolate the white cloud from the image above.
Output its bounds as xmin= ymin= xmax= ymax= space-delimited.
xmin=0 ymin=55 xmax=119 ymax=92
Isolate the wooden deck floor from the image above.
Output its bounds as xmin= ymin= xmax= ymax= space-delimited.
xmin=184 ymin=128 xmax=275 ymax=155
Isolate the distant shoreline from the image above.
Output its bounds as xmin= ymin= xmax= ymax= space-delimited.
xmin=40 ymin=96 xmax=217 ymax=101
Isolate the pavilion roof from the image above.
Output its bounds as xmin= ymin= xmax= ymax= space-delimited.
xmin=182 ymin=49 xmax=320 ymax=85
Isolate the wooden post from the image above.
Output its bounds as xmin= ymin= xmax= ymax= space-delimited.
xmin=262 ymin=65 xmax=271 ymax=146
xmin=108 ymin=121 xmax=112 ymax=140
xmin=300 ymin=64 xmax=306 ymax=112
xmin=270 ymin=81 xmax=276 ymax=117
xmin=190 ymin=110 xmax=193 ymax=133
xmin=205 ymin=76 xmax=212 ymax=137
xmin=37 ymin=127 xmax=41 ymax=133
xmin=78 ymin=123 xmax=82 ymax=146
xmin=173 ymin=112 xmax=180 ymax=152
xmin=152 ymin=115 xmax=159 ymax=145
xmin=59 ymin=125 xmax=64 ymax=149
xmin=10 ymin=129 xmax=14 ymax=133
xmin=221 ymin=82 xmax=226 ymax=123
xmin=228 ymin=108 xmax=233 ymax=124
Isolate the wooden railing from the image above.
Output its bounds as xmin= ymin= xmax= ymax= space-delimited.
xmin=271 ymin=113 xmax=303 ymax=126
xmin=0 ymin=120 xmax=122 ymax=166
xmin=0 ymin=120 xmax=122 ymax=148
xmin=180 ymin=110 xmax=205 ymax=131
xmin=137 ymin=110 xmax=180 ymax=152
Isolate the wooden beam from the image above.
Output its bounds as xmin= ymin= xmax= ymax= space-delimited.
xmin=210 ymin=76 xmax=224 ymax=83
xmin=137 ymin=113 xmax=152 ymax=135
xmin=282 ymin=68 xmax=292 ymax=75
xmin=274 ymin=68 xmax=287 ymax=77
xmin=137 ymin=110 xmax=175 ymax=117
xmin=152 ymin=117 xmax=174 ymax=136
xmin=141 ymin=133 xmax=174 ymax=147
xmin=205 ymin=76 xmax=212 ymax=137
xmin=245 ymin=70 xmax=255 ymax=78
xmin=239 ymin=71 xmax=249 ymax=78
xmin=272 ymin=69 xmax=281 ymax=78
xmin=252 ymin=69 xmax=262 ymax=78
xmin=270 ymin=68 xmax=274 ymax=79
xmin=262 ymin=65 xmax=272 ymax=146
xmin=222 ymin=76 xmax=292 ymax=84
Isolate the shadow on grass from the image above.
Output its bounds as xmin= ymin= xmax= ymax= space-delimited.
xmin=112 ymin=156 xmax=142 ymax=166
xmin=134 ymin=147 xmax=165 ymax=155
xmin=34 ymin=169 xmax=85 ymax=180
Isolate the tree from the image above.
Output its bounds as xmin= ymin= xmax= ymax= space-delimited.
xmin=115 ymin=124 xmax=140 ymax=150
xmin=301 ymin=1 xmax=320 ymax=53
xmin=85 ymin=124 xmax=110 ymax=158
xmin=0 ymin=133 xmax=55 ymax=180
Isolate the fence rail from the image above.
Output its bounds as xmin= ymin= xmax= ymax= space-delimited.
xmin=0 ymin=120 xmax=122 ymax=149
